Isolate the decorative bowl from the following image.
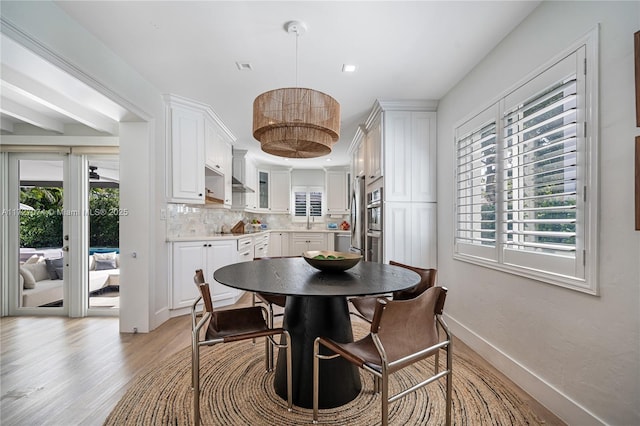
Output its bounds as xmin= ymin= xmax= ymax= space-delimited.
xmin=303 ymin=250 xmax=362 ymax=272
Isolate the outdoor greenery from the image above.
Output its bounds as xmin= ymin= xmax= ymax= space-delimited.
xmin=88 ymin=188 xmax=120 ymax=247
xmin=19 ymin=187 xmax=119 ymax=248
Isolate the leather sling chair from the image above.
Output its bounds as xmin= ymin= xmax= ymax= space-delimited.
xmin=313 ymin=286 xmax=452 ymax=426
xmin=191 ymin=271 xmax=292 ymax=425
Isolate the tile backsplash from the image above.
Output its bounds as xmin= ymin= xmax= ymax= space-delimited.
xmin=166 ymin=204 xmax=348 ymax=238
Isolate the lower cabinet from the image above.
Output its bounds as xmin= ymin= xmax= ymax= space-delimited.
xmin=268 ymin=232 xmax=290 ymax=257
xmin=253 ymin=234 xmax=269 ymax=258
xmin=384 ymin=202 xmax=437 ymax=268
xmin=289 ymin=233 xmax=327 ymax=255
xmin=171 ymin=240 xmax=240 ymax=311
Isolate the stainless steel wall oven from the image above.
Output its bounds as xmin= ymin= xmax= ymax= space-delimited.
xmin=366 ymin=187 xmax=383 ymax=262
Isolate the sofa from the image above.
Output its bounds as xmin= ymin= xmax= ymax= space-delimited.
xmin=19 ymin=252 xmax=120 ymax=307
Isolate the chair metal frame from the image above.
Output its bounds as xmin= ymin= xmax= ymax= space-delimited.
xmin=191 ymin=278 xmax=292 ymax=425
xmin=313 ymin=287 xmax=452 ymax=426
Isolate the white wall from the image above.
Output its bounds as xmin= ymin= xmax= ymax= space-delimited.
xmin=1 ymin=1 xmax=169 ymax=332
xmin=436 ymin=2 xmax=639 ymax=424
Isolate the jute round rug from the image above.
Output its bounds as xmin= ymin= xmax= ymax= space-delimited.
xmin=105 ymin=323 xmax=544 ymax=425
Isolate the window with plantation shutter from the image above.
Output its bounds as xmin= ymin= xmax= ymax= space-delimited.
xmin=454 ymin=33 xmax=599 ymax=295
xmin=293 ymin=186 xmax=324 ymax=221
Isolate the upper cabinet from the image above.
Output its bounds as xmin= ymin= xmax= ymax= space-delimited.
xmin=258 ymin=169 xmax=270 ymax=210
xmin=269 ymin=169 xmax=291 ymax=213
xmin=255 ymin=168 xmax=291 ymax=213
xmin=164 ymin=94 xmax=235 ymax=206
xmin=205 ymin=118 xmax=228 ymax=176
xmin=232 ymin=149 xmax=258 ymax=211
xmin=351 ymin=128 xmax=366 ymax=178
xmin=365 ymin=115 xmax=382 ymax=183
xmin=384 ymin=110 xmax=436 ymax=202
xmin=359 ymin=100 xmax=437 ymax=202
xmin=325 ymin=168 xmax=349 ymax=215
xmin=166 ymin=99 xmax=205 ymax=203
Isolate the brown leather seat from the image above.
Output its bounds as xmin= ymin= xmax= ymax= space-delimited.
xmin=313 ymin=286 xmax=452 ymax=425
xmin=350 ymin=260 xmax=437 ymax=322
xmin=191 ymin=269 xmax=292 ymax=425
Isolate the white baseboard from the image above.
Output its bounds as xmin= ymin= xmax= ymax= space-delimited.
xmin=444 ymin=313 xmax=607 ymax=426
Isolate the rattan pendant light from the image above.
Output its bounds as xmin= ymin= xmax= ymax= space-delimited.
xmin=253 ymin=21 xmax=340 ymax=159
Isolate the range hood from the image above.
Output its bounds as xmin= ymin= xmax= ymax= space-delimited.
xmin=232 ymin=176 xmax=255 ymax=193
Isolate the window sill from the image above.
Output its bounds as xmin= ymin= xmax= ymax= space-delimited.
xmin=452 ymin=252 xmax=598 ymax=296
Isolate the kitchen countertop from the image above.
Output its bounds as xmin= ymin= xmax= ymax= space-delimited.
xmin=167 ymin=229 xmax=349 ymax=242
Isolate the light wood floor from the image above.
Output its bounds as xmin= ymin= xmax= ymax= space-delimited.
xmin=1 ymin=294 xmax=565 ymax=425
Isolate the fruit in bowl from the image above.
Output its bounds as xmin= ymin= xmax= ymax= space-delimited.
xmin=303 ymin=250 xmax=362 ymax=272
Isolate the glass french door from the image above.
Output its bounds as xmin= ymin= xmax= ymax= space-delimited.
xmin=9 ymin=153 xmax=70 ymax=314
xmin=86 ymin=155 xmax=120 ymax=312
xmin=7 ymin=152 xmax=119 ymax=316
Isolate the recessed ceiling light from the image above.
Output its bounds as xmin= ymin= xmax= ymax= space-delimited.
xmin=326 ymin=158 xmax=332 ymax=162
xmin=342 ymin=64 xmax=357 ymax=73
xmin=236 ymin=62 xmax=253 ymax=71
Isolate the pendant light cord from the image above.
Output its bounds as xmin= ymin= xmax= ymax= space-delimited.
xmin=295 ymin=31 xmax=299 ymax=87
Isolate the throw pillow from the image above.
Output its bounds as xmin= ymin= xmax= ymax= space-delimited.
xmin=19 ymin=266 xmax=36 ymax=289
xmin=95 ymin=259 xmax=117 ymax=271
xmin=93 ymin=252 xmax=117 ymax=261
xmin=45 ymin=258 xmax=64 ymax=280
xmin=55 ymin=267 xmax=64 ymax=280
xmin=23 ymin=261 xmax=50 ymax=282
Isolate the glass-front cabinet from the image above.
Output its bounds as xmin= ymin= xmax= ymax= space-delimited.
xmin=258 ymin=170 xmax=269 ymax=209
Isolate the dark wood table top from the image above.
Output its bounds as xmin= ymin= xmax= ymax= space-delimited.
xmin=213 ymin=257 xmax=420 ymax=297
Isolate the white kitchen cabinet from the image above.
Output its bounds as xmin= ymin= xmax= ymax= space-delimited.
xmin=351 ymin=100 xmax=438 ymax=267
xmin=204 ymin=117 xmax=234 ymax=208
xmin=165 ymin=94 xmax=236 ymax=206
xmin=351 ymin=127 xmax=366 ymax=178
xmin=166 ymin=98 xmax=205 ymax=203
xmin=365 ymin=115 xmax=382 ymax=184
xmin=171 ymin=241 xmax=206 ymax=309
xmin=237 ymin=235 xmax=254 ymax=263
xmin=244 ymin=158 xmax=257 ymax=210
xmin=205 ymin=118 xmax=225 ymax=175
xmin=253 ymin=233 xmax=270 ymax=258
xmin=256 ymin=168 xmax=291 ymax=213
xmin=384 ymin=202 xmax=437 ymax=268
xmin=268 ymin=232 xmax=290 ymax=257
xmin=222 ymin=140 xmax=233 ymax=207
xmin=290 ymin=232 xmax=327 ymax=255
xmin=258 ymin=169 xmax=269 ymax=210
xmin=384 ymin=110 xmax=436 ymax=202
xmin=326 ymin=168 xmax=349 ymax=215
xmin=232 ymin=150 xmax=258 ymax=211
xmin=171 ymin=240 xmax=239 ymax=310
xmin=269 ymin=170 xmax=291 ymax=213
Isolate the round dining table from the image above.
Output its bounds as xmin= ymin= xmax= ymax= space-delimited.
xmin=213 ymin=257 xmax=420 ymax=409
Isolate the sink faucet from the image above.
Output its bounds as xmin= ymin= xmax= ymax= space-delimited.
xmin=306 ymin=214 xmax=311 ymax=230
